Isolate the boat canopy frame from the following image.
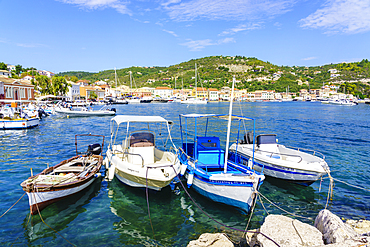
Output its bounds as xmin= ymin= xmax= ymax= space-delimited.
xmin=109 ymin=115 xmax=176 ymax=152
xmin=179 ymin=113 xmax=256 ymax=168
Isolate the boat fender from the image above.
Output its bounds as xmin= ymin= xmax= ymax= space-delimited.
xmin=108 ymin=164 xmax=115 ymax=181
xmin=180 ymin=163 xmax=187 ymax=176
xmin=95 ymin=173 xmax=101 ymax=178
xmin=248 ymin=158 xmax=253 ymax=169
xmin=103 ymin=157 xmax=110 ymax=169
xmin=187 ymin=171 xmax=194 ymax=188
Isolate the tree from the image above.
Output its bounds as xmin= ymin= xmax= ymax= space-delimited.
xmin=35 ymin=75 xmax=51 ymax=95
xmin=51 ymin=76 xmax=70 ymax=95
xmin=15 ymin=64 xmax=23 ymax=75
xmin=70 ymin=76 xmax=78 ymax=83
xmin=0 ymin=62 xmax=7 ymax=70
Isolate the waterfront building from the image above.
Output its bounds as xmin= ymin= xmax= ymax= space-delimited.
xmin=154 ymin=87 xmax=173 ymax=98
xmin=207 ymin=88 xmax=219 ymax=101
xmin=66 ymin=82 xmax=81 ymax=101
xmin=192 ymin=87 xmax=208 ymax=99
xmin=80 ymin=85 xmax=105 ymax=100
xmin=0 ymin=76 xmax=35 ymax=103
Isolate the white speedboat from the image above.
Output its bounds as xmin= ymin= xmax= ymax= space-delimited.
xmin=55 ymin=104 xmax=116 ymax=117
xmin=105 ymin=115 xmax=182 ymax=191
xmin=229 ymin=133 xmax=330 ymax=186
xmin=20 ymin=134 xmax=104 ymax=215
xmin=322 ymin=99 xmax=357 ymax=106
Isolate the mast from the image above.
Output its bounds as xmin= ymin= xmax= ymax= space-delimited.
xmin=224 ymin=76 xmax=235 ymax=173
xmin=114 ymin=67 xmax=117 ymax=98
xmin=129 ymin=71 xmax=132 ymax=96
xmin=195 ymin=63 xmax=197 ymax=98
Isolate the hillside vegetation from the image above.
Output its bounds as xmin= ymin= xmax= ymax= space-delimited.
xmin=55 ymin=56 xmax=370 ymax=99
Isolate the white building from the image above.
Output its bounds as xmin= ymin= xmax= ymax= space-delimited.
xmin=154 ymin=87 xmax=173 ymax=98
xmin=66 ymin=82 xmax=80 ymax=101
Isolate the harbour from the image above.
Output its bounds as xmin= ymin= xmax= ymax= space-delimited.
xmin=1 ymin=101 xmax=370 ymax=246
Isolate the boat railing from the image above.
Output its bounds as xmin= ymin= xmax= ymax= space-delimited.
xmin=285 ymin=146 xmax=326 ymax=160
xmin=235 ymin=147 xmax=304 ymax=163
xmin=112 ymin=149 xmax=145 ymax=167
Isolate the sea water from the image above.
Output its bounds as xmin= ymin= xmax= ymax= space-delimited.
xmin=1 ymin=101 xmax=369 ymax=246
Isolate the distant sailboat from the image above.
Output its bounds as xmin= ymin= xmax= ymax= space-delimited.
xmin=181 ymin=63 xmax=207 ymax=104
xmin=126 ymin=71 xmax=140 ymax=104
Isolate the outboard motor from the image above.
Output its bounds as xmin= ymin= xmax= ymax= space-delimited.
xmin=111 ymin=108 xmax=116 ymax=113
xmin=38 ymin=108 xmax=48 ymax=119
xmin=87 ymin=143 xmax=102 ymax=155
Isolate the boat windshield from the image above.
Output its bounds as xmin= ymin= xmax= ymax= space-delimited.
xmin=129 ymin=132 xmax=154 ymax=147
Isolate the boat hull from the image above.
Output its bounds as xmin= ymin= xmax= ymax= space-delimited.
xmin=21 ymin=154 xmax=103 ymax=215
xmin=188 ymin=171 xmax=259 ymax=213
xmin=55 ymin=109 xmax=115 ymax=116
xmin=0 ymin=117 xmax=39 ymax=130
xmin=106 ymin=148 xmax=181 ymax=191
xmin=229 ymin=145 xmax=328 ymax=186
xmin=26 ymin=176 xmax=98 ymax=215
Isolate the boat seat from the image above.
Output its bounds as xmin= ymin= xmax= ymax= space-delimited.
xmin=196 ymin=137 xmax=225 ymax=165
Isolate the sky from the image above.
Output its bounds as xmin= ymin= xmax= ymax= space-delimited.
xmin=1 ymin=0 xmax=370 ymax=73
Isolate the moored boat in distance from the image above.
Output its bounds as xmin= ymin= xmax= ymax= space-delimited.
xmin=105 ymin=115 xmax=182 ymax=191
xmin=229 ymin=133 xmax=330 ymax=186
xmin=1 ymin=102 xmax=39 ymax=130
xmin=54 ymin=103 xmax=116 ymax=117
xmin=20 ymin=134 xmax=104 ymax=215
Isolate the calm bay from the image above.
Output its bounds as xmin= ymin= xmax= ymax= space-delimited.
xmin=1 ymin=101 xmax=370 ymax=246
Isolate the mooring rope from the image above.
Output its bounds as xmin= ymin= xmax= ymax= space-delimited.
xmin=170 ymin=166 xmax=281 ymax=247
xmin=0 ymin=192 xmax=26 ymax=219
xmin=32 ymin=192 xmax=76 ymax=247
xmin=257 ymin=192 xmax=314 ymax=221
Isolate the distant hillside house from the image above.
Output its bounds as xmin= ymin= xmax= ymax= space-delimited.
xmin=0 ymin=76 xmax=35 ymax=102
xmin=22 ymin=75 xmax=35 ymax=81
xmin=0 ymin=70 xmax=11 ymax=77
xmin=328 ymin=69 xmax=338 ymax=74
xmin=7 ymin=65 xmax=15 ymax=72
xmin=77 ymin=80 xmax=90 ymax=86
xmin=37 ymin=70 xmax=54 ymax=78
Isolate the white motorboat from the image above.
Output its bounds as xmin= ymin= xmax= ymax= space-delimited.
xmin=229 ymin=133 xmax=330 ymax=186
xmin=20 ymin=134 xmax=104 ymax=215
xmin=0 ymin=104 xmax=39 ymax=130
xmin=105 ymin=115 xmax=182 ymax=191
xmin=55 ymin=104 xmax=116 ymax=117
xmin=322 ymin=99 xmax=357 ymax=106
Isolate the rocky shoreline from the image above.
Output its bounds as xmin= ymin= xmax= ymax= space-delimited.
xmin=188 ymin=210 xmax=370 ymax=247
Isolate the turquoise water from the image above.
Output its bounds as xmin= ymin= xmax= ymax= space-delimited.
xmin=1 ymin=102 xmax=370 ymax=246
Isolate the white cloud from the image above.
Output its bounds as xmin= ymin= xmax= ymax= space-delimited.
xmin=163 ymin=29 xmax=178 ymax=37
xmin=181 ymin=39 xmax=214 ymax=51
xmin=163 ymin=0 xmax=296 ymax=21
xmin=16 ymin=43 xmax=46 ymax=48
xmin=219 ymin=23 xmax=262 ymax=36
xmin=302 ymin=57 xmax=317 ymax=61
xmin=300 ymin=0 xmax=370 ymax=34
xmin=181 ymin=37 xmax=235 ymax=51
xmin=58 ymin=0 xmax=131 ymax=15
xmin=218 ymin=37 xmax=235 ymax=44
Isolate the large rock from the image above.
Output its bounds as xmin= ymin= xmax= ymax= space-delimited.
xmin=187 ymin=233 xmax=234 ymax=247
xmin=346 ymin=219 xmax=370 ymax=235
xmin=314 ymin=209 xmax=358 ymax=244
xmin=256 ymin=214 xmax=324 ymax=247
